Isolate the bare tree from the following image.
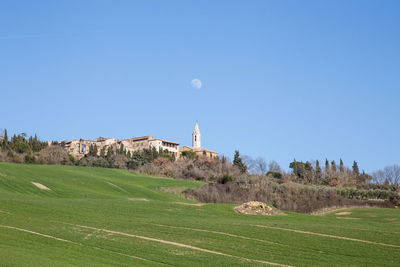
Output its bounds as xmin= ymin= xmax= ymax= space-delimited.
xmin=254 ymin=157 xmax=267 ymax=175
xmin=372 ymin=164 xmax=400 ymax=185
xmin=268 ymin=160 xmax=281 ymax=172
xmin=384 ymin=164 xmax=400 ymax=185
xmin=241 ymin=155 xmax=256 ymax=174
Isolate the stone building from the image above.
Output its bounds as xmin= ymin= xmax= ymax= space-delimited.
xmin=180 ymin=122 xmax=218 ymax=159
xmin=192 ymin=122 xmax=201 ymax=148
xmin=120 ymin=136 xmax=179 ymax=157
xmin=60 ymin=122 xmax=216 ymax=160
xmin=62 ymin=136 xmax=179 ymax=159
xmin=63 ymin=138 xmax=101 ymax=159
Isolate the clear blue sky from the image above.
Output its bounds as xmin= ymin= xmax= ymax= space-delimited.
xmin=1 ymin=0 xmax=399 ymax=173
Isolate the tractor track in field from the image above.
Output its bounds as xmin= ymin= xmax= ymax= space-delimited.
xmin=63 ymin=222 xmax=293 ymax=266
xmin=0 ymin=210 xmax=11 ymax=215
xmin=151 ymin=223 xmax=286 ymax=247
xmin=105 ymin=181 xmax=129 ymax=193
xmin=0 ymin=224 xmax=170 ymax=266
xmin=253 ymin=225 xmax=400 ymax=248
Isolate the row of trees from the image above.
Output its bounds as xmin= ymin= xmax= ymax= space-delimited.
xmin=77 ymin=143 xmax=175 ymax=170
xmin=231 ymin=151 xmax=397 ymax=188
xmin=1 ymin=129 xmax=48 ymax=162
xmin=287 ymin=159 xmax=370 ymax=186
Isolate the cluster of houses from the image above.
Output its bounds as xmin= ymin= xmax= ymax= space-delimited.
xmin=60 ymin=123 xmax=218 ymax=160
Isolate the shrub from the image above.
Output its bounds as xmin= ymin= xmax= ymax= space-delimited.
xmin=181 ymin=150 xmax=198 ymax=160
xmin=24 ymin=153 xmax=36 ymax=164
xmin=38 ymin=146 xmax=70 ymax=165
xmin=68 ymin=154 xmax=76 ymax=164
xmin=219 ymin=175 xmax=233 ymax=184
xmin=267 ymin=171 xmax=282 ymax=179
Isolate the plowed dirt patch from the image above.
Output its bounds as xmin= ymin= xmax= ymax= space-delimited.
xmin=31 ymin=182 xmax=51 ymax=190
xmin=336 ymin=212 xmax=351 ymax=215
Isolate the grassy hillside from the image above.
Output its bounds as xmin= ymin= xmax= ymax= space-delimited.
xmin=0 ymin=162 xmax=399 ymax=266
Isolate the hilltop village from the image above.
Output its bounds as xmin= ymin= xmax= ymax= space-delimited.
xmin=59 ymin=123 xmax=218 ymax=160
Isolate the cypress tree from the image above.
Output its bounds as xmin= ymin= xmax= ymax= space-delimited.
xmin=352 ymin=161 xmax=360 ymax=176
xmin=304 ymin=161 xmax=314 ymax=183
xmin=93 ymin=144 xmax=98 ymax=156
xmin=100 ymin=147 xmax=106 ymax=158
xmin=331 ymin=160 xmax=336 ymax=172
xmin=325 ymin=158 xmax=329 ymax=173
xmin=233 ymin=150 xmax=247 ymax=173
xmin=339 ymin=159 xmax=344 ymax=173
xmin=221 ymin=156 xmax=227 ymax=164
xmin=293 ymin=158 xmax=298 ymax=177
xmin=106 ymin=146 xmax=113 ymax=159
xmin=315 ymin=160 xmax=322 ymax=180
xmin=2 ymin=129 xmax=8 ymax=150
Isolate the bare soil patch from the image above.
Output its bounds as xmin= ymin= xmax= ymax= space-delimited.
xmin=234 ymin=202 xmax=284 ymax=215
xmin=336 ymin=212 xmax=351 ymax=215
xmin=31 ymin=182 xmax=51 ymax=190
xmin=311 ymin=206 xmax=380 ymax=215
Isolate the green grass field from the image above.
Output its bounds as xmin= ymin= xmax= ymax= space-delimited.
xmin=0 ymin=162 xmax=399 ymax=266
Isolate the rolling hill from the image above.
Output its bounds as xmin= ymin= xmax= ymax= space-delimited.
xmin=0 ymin=162 xmax=399 ymax=266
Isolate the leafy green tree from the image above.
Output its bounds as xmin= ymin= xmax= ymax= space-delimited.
xmin=233 ymin=150 xmax=247 ymax=173
xmin=292 ymin=158 xmax=298 ymax=177
xmin=289 ymin=160 xmax=306 ymax=178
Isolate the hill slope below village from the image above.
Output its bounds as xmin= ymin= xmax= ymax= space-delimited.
xmin=0 ymin=162 xmax=399 ymax=266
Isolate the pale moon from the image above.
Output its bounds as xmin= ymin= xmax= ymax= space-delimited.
xmin=191 ymin=78 xmax=202 ymax=89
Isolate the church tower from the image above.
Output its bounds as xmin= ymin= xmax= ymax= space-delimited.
xmin=192 ymin=122 xmax=201 ymax=148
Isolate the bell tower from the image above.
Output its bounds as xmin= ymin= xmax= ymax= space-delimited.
xmin=192 ymin=122 xmax=201 ymax=148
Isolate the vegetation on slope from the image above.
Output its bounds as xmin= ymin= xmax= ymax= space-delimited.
xmin=1 ymin=130 xmax=399 ymax=213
